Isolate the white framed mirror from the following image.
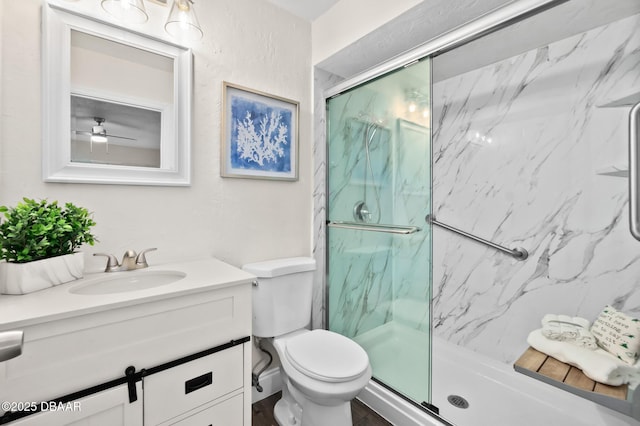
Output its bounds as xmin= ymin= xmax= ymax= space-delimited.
xmin=42 ymin=3 xmax=192 ymax=186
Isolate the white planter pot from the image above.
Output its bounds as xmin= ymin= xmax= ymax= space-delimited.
xmin=0 ymin=252 xmax=85 ymax=295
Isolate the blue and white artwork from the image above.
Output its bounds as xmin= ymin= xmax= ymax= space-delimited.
xmin=223 ymin=83 xmax=298 ymax=180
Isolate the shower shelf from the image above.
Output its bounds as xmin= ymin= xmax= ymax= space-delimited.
xmin=514 ymin=347 xmax=640 ymax=420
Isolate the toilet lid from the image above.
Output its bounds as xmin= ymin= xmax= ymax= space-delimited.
xmin=285 ymin=329 xmax=369 ymax=383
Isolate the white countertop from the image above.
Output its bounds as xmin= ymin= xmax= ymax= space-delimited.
xmin=0 ymin=257 xmax=256 ymax=330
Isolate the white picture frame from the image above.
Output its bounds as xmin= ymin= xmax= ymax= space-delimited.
xmin=42 ymin=3 xmax=192 ymax=186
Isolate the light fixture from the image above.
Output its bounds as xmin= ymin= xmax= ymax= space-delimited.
xmin=90 ymin=134 xmax=108 ymax=143
xmin=101 ymin=0 xmax=149 ymax=24
xmin=90 ymin=119 xmax=109 ymax=152
xmin=97 ymin=0 xmax=204 ymax=42
xmin=165 ymin=0 xmax=203 ymax=42
xmin=405 ymin=88 xmax=430 ymax=123
xmin=469 ymin=131 xmax=494 ymax=146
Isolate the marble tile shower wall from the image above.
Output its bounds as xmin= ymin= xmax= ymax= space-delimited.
xmin=327 ymin=89 xmax=393 ymax=337
xmin=326 ymin=87 xmax=397 ymax=338
xmin=432 ymin=13 xmax=640 ymax=363
xmin=313 ymin=68 xmax=343 ymax=330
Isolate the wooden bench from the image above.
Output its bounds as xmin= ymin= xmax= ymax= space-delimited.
xmin=514 ymin=347 xmax=628 ymax=400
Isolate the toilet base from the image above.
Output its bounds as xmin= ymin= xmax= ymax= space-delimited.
xmin=274 ymin=397 xmax=301 ymax=426
xmin=274 ymin=378 xmax=302 ymax=426
xmin=300 ymin=399 xmax=353 ymax=426
xmin=274 ymin=377 xmax=354 ymax=426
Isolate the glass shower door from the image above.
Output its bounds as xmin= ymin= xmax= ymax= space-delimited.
xmin=326 ymin=59 xmax=432 ymax=406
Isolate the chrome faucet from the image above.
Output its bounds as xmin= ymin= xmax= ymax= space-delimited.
xmin=94 ymin=248 xmax=157 ymax=272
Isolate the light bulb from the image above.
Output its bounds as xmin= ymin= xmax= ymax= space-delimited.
xmin=90 ymin=135 xmax=108 ymax=143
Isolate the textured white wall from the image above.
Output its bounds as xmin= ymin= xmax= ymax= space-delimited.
xmin=0 ymin=0 xmax=312 ymax=276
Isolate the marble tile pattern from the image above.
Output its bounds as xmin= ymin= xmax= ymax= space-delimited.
xmin=322 ymin=62 xmax=432 ymax=338
xmin=312 ymin=68 xmax=343 ymax=329
xmin=325 ymin=86 xmax=396 ymax=338
xmin=431 ymin=14 xmax=640 ymax=363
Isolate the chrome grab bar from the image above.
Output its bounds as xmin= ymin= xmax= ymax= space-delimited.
xmin=327 ymin=221 xmax=421 ymax=235
xmin=630 ymin=101 xmax=640 ymax=241
xmin=426 ymin=215 xmax=528 ymax=260
xmin=0 ymin=331 xmax=24 ymax=362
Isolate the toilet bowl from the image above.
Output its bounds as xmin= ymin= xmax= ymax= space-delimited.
xmin=243 ymin=257 xmax=372 ymax=426
xmin=272 ymin=329 xmax=372 ymax=426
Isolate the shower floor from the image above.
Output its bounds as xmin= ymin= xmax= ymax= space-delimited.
xmin=354 ymin=321 xmax=635 ymax=426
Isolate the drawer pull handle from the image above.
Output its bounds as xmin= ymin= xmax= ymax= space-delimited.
xmin=185 ymin=372 xmax=213 ymax=395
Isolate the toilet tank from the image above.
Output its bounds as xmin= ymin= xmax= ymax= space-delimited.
xmin=243 ymin=257 xmax=316 ymax=338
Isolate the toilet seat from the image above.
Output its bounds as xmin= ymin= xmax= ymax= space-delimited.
xmin=284 ymin=329 xmax=369 ymax=383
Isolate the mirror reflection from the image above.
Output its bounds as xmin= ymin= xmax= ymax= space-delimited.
xmin=69 ymin=29 xmax=172 ymax=169
xmin=70 ymin=95 xmax=161 ymax=168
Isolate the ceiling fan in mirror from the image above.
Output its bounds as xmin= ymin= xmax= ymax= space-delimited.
xmin=72 ymin=117 xmax=136 ymax=152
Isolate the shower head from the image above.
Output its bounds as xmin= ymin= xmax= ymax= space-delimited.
xmin=346 ymin=116 xmax=389 ymax=131
xmin=353 ymin=113 xmax=388 ymax=128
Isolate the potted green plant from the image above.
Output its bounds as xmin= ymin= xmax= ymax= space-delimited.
xmin=0 ymin=198 xmax=97 ymax=294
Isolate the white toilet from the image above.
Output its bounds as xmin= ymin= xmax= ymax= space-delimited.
xmin=243 ymin=257 xmax=372 ymax=426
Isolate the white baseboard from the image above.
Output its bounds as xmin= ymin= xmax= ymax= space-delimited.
xmin=252 ymin=366 xmax=283 ymax=403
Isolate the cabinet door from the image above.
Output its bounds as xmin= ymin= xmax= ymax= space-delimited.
xmin=9 ymin=383 xmax=142 ymax=426
xmin=166 ymin=393 xmax=243 ymax=426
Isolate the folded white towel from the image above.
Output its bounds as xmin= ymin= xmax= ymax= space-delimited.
xmin=541 ymin=314 xmax=590 ymax=329
xmin=540 ymin=314 xmax=597 ymax=349
xmin=528 ymin=329 xmax=640 ymax=387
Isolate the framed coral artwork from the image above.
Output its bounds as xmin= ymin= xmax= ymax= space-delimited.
xmin=221 ymin=82 xmax=299 ymax=180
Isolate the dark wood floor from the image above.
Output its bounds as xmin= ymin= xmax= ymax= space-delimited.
xmin=252 ymin=391 xmax=392 ymax=426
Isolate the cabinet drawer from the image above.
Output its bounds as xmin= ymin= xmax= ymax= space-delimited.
xmin=167 ymin=393 xmax=243 ymax=426
xmin=144 ymin=345 xmax=243 ymax=425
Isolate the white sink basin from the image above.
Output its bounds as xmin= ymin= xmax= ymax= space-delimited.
xmin=70 ymin=270 xmax=186 ymax=295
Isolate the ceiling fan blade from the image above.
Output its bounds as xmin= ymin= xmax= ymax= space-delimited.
xmin=72 ymin=130 xmax=92 ymax=136
xmin=107 ymin=134 xmax=137 ymax=141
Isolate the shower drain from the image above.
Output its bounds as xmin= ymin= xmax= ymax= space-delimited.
xmin=447 ymin=395 xmax=470 ymax=409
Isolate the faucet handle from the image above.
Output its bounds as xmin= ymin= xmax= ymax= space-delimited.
xmin=135 ymin=248 xmax=157 ymax=267
xmin=94 ymin=253 xmax=120 ymax=272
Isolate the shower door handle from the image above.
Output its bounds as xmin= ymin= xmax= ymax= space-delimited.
xmin=630 ymin=101 xmax=640 ymax=241
xmin=327 ymin=221 xmax=421 ymax=234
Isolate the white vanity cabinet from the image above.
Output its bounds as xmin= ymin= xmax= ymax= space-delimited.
xmin=143 ymin=345 xmax=245 ymax=426
xmin=0 ymin=258 xmax=254 ymax=426
xmin=8 ymin=384 xmax=143 ymax=426
xmin=164 ymin=393 xmax=243 ymax=426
